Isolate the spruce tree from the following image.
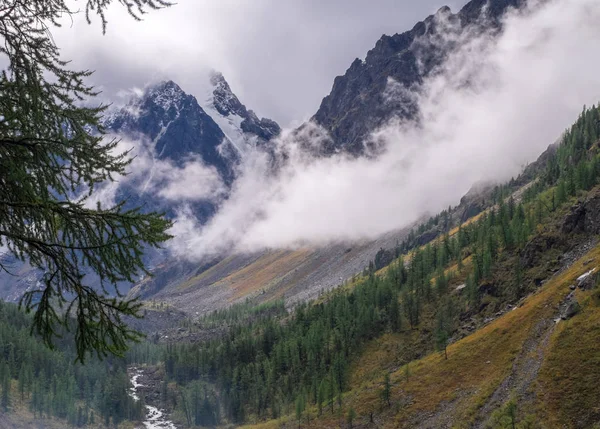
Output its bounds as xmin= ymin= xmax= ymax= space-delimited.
xmin=347 ymin=407 xmax=356 ymax=429
xmin=434 ymin=309 xmax=450 ymax=360
xmin=1 ymin=365 xmax=10 ymax=411
xmin=295 ymin=394 xmax=305 ymax=428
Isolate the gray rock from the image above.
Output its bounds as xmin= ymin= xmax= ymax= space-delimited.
xmin=311 ymin=0 xmax=524 ymax=155
xmin=576 ymin=268 xmax=597 ymax=290
xmin=561 ymin=188 xmax=600 ymax=235
xmin=560 ymin=292 xmax=580 ymax=320
xmin=561 ymin=301 xmax=580 ymax=320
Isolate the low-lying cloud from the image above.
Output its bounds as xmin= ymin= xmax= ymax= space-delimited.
xmin=84 ymin=136 xmax=226 ymax=210
xmin=107 ymin=0 xmax=600 ymax=261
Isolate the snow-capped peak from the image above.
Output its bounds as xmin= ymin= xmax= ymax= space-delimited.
xmin=200 ymin=71 xmax=280 ymax=155
xmin=200 ymin=71 xmax=254 ymax=155
xmin=145 ymin=80 xmax=186 ymax=113
xmin=103 ymin=80 xmax=187 ymax=130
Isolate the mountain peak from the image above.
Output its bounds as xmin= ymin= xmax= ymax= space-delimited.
xmin=209 ymin=70 xmax=227 ymax=87
xmin=140 ymin=80 xmax=187 ymax=114
xmin=201 ymin=71 xmax=281 ymax=148
xmin=207 ymin=71 xmax=247 ymax=119
xmin=312 ymin=0 xmax=522 ymax=155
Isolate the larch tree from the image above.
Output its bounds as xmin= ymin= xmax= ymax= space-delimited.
xmin=0 ymin=0 xmax=173 ymax=362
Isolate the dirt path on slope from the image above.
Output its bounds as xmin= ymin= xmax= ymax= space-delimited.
xmin=471 ymin=316 xmax=556 ymax=428
xmin=412 ymin=238 xmax=597 ymax=429
xmin=411 ymin=315 xmax=557 ymax=429
xmin=472 ymin=238 xmax=597 ymax=428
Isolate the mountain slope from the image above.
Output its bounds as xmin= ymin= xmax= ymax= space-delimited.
xmin=293 ymin=242 xmax=600 ymax=429
xmin=129 ymin=102 xmax=600 ymax=428
xmin=312 ymin=0 xmax=523 ymax=155
xmin=129 ymin=228 xmax=412 ymax=315
xmin=0 ymin=75 xmax=281 ymax=303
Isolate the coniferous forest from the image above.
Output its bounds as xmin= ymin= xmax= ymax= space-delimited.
xmin=0 ymin=299 xmax=144 ymax=426
xmin=137 ymin=106 xmax=600 ymax=425
xmin=1 ymin=102 xmax=600 ymax=427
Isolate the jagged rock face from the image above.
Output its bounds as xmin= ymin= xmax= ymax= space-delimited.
xmin=206 ymin=72 xmax=281 ymax=148
xmin=103 ymin=75 xmax=282 ymax=223
xmin=312 ymin=0 xmax=523 ymax=155
xmin=521 ymin=234 xmax=563 ymax=268
xmin=562 ymin=187 xmax=600 ymax=235
xmin=106 ymin=80 xmax=237 ymax=185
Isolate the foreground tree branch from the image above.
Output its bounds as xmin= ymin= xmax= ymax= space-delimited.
xmin=0 ymin=0 xmax=173 ymax=362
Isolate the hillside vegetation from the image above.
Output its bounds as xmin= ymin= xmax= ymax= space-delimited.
xmin=2 ymin=101 xmax=600 ymax=429
xmin=124 ymin=106 xmax=600 ymax=428
xmin=0 ymin=300 xmax=145 ymax=428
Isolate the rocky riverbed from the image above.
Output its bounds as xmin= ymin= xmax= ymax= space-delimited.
xmin=129 ymin=367 xmax=177 ymax=429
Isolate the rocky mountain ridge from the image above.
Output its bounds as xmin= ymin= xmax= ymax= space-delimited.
xmin=312 ymin=0 xmax=524 ymax=155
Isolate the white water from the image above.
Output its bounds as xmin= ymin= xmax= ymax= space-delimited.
xmin=129 ymin=368 xmax=177 ymax=429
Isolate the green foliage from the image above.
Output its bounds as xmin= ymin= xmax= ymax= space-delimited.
xmin=0 ymin=0 xmax=173 ymax=362
xmin=381 ymin=373 xmax=391 ymax=407
xmin=295 ymin=393 xmax=305 ymax=425
xmin=347 ymin=406 xmax=356 ymax=428
xmin=434 ymin=298 xmax=454 ymax=359
xmin=0 ymin=300 xmax=143 ymax=425
xmin=490 ymin=399 xmax=535 ymax=429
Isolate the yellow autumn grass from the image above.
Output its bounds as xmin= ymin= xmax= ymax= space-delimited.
xmin=243 ymin=243 xmax=600 ymax=428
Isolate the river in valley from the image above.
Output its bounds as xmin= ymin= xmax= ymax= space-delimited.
xmin=129 ymin=368 xmax=177 ymax=429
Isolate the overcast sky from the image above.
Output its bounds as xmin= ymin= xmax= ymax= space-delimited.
xmin=50 ymin=0 xmax=600 ymax=259
xmin=57 ymin=0 xmax=462 ymax=126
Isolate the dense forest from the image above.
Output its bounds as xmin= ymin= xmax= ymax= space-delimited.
xmin=0 ymin=300 xmax=144 ymax=426
xmin=152 ymin=105 xmax=600 ymax=426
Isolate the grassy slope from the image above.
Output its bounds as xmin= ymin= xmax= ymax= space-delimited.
xmin=537 ymin=274 xmax=600 ymax=428
xmin=242 ymin=243 xmax=600 ymax=429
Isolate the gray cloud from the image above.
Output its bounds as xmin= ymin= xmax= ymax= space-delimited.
xmin=163 ymin=0 xmax=600 ymax=260
xmin=56 ymin=0 xmax=458 ymax=126
xmin=83 ymin=136 xmax=227 ymax=210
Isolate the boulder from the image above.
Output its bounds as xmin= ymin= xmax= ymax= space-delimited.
xmin=521 ymin=234 xmax=562 ymax=268
xmin=584 ymin=189 xmax=600 ymax=234
xmin=374 ymin=247 xmax=395 ymax=270
xmin=562 ymin=202 xmax=586 ymax=234
xmin=415 ymin=229 xmax=439 ymax=246
xmin=576 ymin=268 xmax=597 ymax=290
xmin=478 ymin=281 xmax=499 ymax=297
xmin=560 ymin=291 xmax=580 ymax=320
xmin=561 ymin=300 xmax=580 ymax=320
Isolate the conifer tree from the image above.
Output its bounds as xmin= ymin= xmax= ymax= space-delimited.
xmin=347 ymin=407 xmax=356 ymax=429
xmin=389 ymin=296 xmax=401 ymax=332
xmin=381 ymin=373 xmax=391 ymax=407
xmin=295 ymin=394 xmax=305 ymax=428
xmin=1 ymin=364 xmax=10 ymax=411
xmin=434 ymin=308 xmax=450 ymax=360
xmin=0 ymin=0 xmax=172 ymax=361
